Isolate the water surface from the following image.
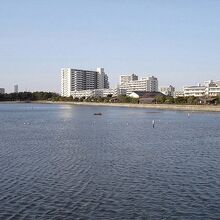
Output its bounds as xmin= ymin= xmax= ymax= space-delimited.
xmin=0 ymin=103 xmax=220 ymax=219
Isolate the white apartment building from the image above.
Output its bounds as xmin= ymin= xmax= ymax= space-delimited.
xmin=119 ymin=74 xmax=158 ymax=95
xmin=61 ymin=67 xmax=109 ymax=97
xmin=205 ymin=80 xmax=220 ymax=96
xmin=184 ymin=86 xmax=206 ymax=97
xmin=173 ymin=91 xmax=184 ymax=98
xmin=208 ymin=86 xmax=220 ymax=96
xmin=145 ymin=76 xmax=159 ymax=92
xmin=89 ymin=88 xmax=117 ymax=98
xmin=183 ymin=80 xmax=220 ymax=97
xmin=120 ymin=74 xmax=138 ymax=85
xmin=61 ymin=68 xmax=71 ymax=97
xmin=126 ymin=78 xmax=149 ymax=94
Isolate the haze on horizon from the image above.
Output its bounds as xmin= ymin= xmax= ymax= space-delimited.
xmin=0 ymin=0 xmax=220 ymax=93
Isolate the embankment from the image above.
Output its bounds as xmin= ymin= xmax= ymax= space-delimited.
xmin=34 ymin=101 xmax=220 ymax=112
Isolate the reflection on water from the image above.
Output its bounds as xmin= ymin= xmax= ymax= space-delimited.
xmin=0 ymin=103 xmax=220 ymax=219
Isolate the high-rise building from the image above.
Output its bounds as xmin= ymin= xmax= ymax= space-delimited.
xmin=96 ymin=68 xmax=109 ymax=89
xmin=61 ymin=67 xmax=109 ymax=97
xmin=14 ymin=85 xmax=18 ymax=93
xmin=104 ymin=74 xmax=109 ymax=89
xmin=97 ymin=68 xmax=105 ymax=89
xmin=145 ymin=76 xmax=159 ymax=92
xmin=0 ymin=88 xmax=5 ymax=94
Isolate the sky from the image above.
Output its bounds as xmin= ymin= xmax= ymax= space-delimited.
xmin=0 ymin=0 xmax=220 ymax=93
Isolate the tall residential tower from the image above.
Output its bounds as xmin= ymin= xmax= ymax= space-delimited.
xmin=61 ymin=67 xmax=109 ymax=97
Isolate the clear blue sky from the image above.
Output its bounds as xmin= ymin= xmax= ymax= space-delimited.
xmin=0 ymin=0 xmax=220 ymax=93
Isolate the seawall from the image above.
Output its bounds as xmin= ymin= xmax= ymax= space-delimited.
xmin=33 ymin=101 xmax=220 ymax=112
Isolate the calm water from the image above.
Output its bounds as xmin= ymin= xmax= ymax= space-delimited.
xmin=0 ymin=103 xmax=220 ymax=220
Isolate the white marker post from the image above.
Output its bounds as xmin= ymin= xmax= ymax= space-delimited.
xmin=152 ymin=120 xmax=155 ymax=128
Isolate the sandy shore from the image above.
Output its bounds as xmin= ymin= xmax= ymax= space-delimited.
xmin=30 ymin=101 xmax=220 ymax=112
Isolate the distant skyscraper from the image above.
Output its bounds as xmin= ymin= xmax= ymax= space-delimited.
xmin=0 ymin=88 xmax=5 ymax=94
xmin=61 ymin=67 xmax=109 ymax=97
xmin=14 ymin=84 xmax=18 ymax=93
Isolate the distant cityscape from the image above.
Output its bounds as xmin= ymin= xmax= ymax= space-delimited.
xmin=0 ymin=84 xmax=19 ymax=95
xmin=1 ymin=68 xmax=220 ymax=99
xmin=60 ymin=67 xmax=220 ymax=99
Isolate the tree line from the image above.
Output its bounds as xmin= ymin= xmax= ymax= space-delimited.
xmin=63 ymin=94 xmax=220 ymax=105
xmin=0 ymin=93 xmax=139 ymax=103
xmin=155 ymin=95 xmax=220 ymax=105
xmin=0 ymin=92 xmax=219 ymax=105
xmin=0 ymin=92 xmax=60 ymax=101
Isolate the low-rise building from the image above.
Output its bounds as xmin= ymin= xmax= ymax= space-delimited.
xmin=205 ymin=80 xmax=220 ymax=96
xmin=117 ymin=87 xmax=127 ymax=96
xmin=71 ymin=88 xmax=118 ymax=98
xmin=173 ymin=91 xmax=184 ymax=98
xmin=102 ymin=88 xmax=117 ymax=97
xmin=208 ymin=86 xmax=220 ymax=96
xmin=129 ymin=91 xmax=165 ymax=103
xmin=183 ymin=80 xmax=220 ymax=97
xmin=71 ymin=90 xmax=94 ymax=98
xmin=160 ymin=85 xmax=175 ymax=96
xmin=184 ymin=85 xmax=206 ymax=97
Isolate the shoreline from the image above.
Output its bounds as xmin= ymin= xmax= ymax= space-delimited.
xmin=34 ymin=101 xmax=220 ymax=112
xmin=1 ymin=101 xmax=220 ymax=112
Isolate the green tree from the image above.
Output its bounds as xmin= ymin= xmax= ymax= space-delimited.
xmin=118 ymin=95 xmax=131 ymax=103
xmin=79 ymin=96 xmax=85 ymax=102
xmin=73 ymin=97 xmax=79 ymax=102
xmin=174 ymin=97 xmax=187 ymax=104
xmin=155 ymin=95 xmax=166 ymax=104
xmin=187 ymin=96 xmax=197 ymax=105
xmin=165 ymin=96 xmax=174 ymax=104
xmin=130 ymin=98 xmax=139 ymax=104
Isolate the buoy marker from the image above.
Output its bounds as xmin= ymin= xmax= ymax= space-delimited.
xmin=152 ymin=120 xmax=155 ymax=128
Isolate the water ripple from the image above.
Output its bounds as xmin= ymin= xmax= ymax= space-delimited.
xmin=0 ymin=104 xmax=220 ymax=219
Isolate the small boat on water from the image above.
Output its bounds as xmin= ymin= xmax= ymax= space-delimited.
xmin=94 ymin=113 xmax=102 ymax=116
